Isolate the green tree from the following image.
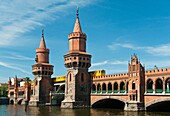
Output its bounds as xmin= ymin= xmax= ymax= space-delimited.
xmin=0 ymin=84 xmax=8 ymax=97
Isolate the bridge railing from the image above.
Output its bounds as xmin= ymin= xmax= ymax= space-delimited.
xmin=145 ymin=89 xmax=170 ymax=94
xmin=166 ymin=89 xmax=170 ymax=93
xmin=91 ymin=89 xmax=127 ymax=94
xmin=155 ymin=89 xmax=163 ymax=93
xmin=147 ymin=89 xmax=153 ymax=93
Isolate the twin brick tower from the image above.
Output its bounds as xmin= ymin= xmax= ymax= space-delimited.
xmin=30 ymin=9 xmax=91 ymax=108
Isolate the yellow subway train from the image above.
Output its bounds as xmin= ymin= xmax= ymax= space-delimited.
xmin=89 ymin=70 xmax=106 ymax=77
xmin=53 ymin=76 xmax=66 ymax=83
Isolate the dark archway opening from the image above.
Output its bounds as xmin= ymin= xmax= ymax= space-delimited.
xmin=114 ymin=82 xmax=118 ymax=93
xmin=18 ymin=99 xmax=23 ymax=105
xmin=146 ymin=101 xmax=170 ymax=111
xmin=102 ymin=83 xmax=106 ymax=93
xmin=10 ymin=99 xmax=14 ymax=105
xmin=120 ymin=82 xmax=125 ymax=93
xmin=92 ymin=84 xmax=96 ymax=93
xmin=156 ymin=79 xmax=163 ymax=93
xmin=57 ymin=85 xmax=65 ymax=93
xmin=97 ymin=83 xmax=101 ymax=93
xmin=92 ymin=99 xmax=125 ymax=109
xmin=108 ymin=83 xmax=112 ymax=93
xmin=147 ymin=79 xmax=153 ymax=93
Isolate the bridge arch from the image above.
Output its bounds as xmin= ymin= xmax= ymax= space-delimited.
xmin=17 ymin=98 xmax=23 ymax=105
xmin=91 ymin=97 xmax=126 ymax=109
xmin=146 ymin=98 xmax=170 ymax=111
xmin=10 ymin=99 xmax=14 ymax=104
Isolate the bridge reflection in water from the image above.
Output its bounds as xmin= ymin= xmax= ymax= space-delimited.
xmin=1 ymin=105 xmax=170 ymax=116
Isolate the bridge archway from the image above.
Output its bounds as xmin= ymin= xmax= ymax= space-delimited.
xmin=17 ymin=99 xmax=23 ymax=105
xmin=91 ymin=98 xmax=125 ymax=109
xmin=10 ymin=99 xmax=14 ymax=104
xmin=146 ymin=98 xmax=170 ymax=111
xmin=155 ymin=78 xmax=163 ymax=93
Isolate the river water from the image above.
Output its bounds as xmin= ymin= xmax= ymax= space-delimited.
xmin=1 ymin=105 xmax=170 ymax=116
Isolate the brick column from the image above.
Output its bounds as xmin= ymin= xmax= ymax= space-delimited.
xmin=125 ymin=82 xmax=127 ymax=94
xmin=112 ymin=83 xmax=114 ymax=93
xmin=145 ymin=81 xmax=147 ymax=93
xmin=153 ymin=82 xmax=155 ymax=93
xmin=106 ymin=83 xmax=108 ymax=94
xmin=163 ymin=80 xmax=165 ymax=94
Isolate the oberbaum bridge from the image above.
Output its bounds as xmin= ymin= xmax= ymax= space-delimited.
xmin=7 ymin=9 xmax=170 ymax=111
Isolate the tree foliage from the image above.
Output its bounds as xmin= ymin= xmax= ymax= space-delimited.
xmin=0 ymin=84 xmax=8 ymax=97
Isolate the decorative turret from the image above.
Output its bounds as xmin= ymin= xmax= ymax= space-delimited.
xmin=125 ymin=54 xmax=145 ymax=111
xmin=64 ymin=8 xmax=91 ymax=69
xmin=30 ymin=29 xmax=53 ymax=106
xmin=35 ymin=29 xmax=49 ymax=63
xmin=68 ymin=7 xmax=87 ymax=53
xmin=61 ymin=8 xmax=92 ymax=108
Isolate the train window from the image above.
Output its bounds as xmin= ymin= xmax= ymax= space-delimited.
xmin=74 ymin=57 xmax=76 ymax=60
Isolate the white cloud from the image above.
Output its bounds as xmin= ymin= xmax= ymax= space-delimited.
xmin=0 ymin=0 xmax=96 ymax=46
xmin=0 ymin=62 xmax=31 ymax=75
xmin=91 ymin=60 xmax=108 ymax=67
xmin=91 ymin=60 xmax=127 ymax=67
xmin=108 ymin=43 xmax=170 ymax=56
xmin=0 ymin=53 xmax=34 ymax=61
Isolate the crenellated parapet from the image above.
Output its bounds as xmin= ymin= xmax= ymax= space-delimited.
xmin=145 ymin=68 xmax=170 ymax=76
xmin=68 ymin=32 xmax=86 ymax=39
xmin=92 ymin=73 xmax=128 ymax=81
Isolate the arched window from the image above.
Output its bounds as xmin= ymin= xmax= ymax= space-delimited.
xmin=126 ymin=82 xmax=129 ymax=93
xmin=81 ymin=73 xmax=84 ymax=82
xmin=92 ymin=84 xmax=96 ymax=93
xmin=114 ymin=82 xmax=118 ymax=93
xmin=165 ymin=78 xmax=170 ymax=93
xmin=120 ymin=81 xmax=125 ymax=93
xmin=147 ymin=79 xmax=153 ymax=93
xmin=156 ymin=78 xmax=163 ymax=93
xmin=108 ymin=82 xmax=112 ymax=93
xmin=97 ymin=83 xmax=101 ymax=93
xmin=102 ymin=83 xmax=106 ymax=93
xmin=132 ymin=81 xmax=135 ymax=90
xmin=69 ymin=73 xmax=71 ymax=82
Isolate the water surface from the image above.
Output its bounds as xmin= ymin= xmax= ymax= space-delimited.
xmin=0 ymin=105 xmax=170 ymax=116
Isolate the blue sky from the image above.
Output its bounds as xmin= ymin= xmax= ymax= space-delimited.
xmin=1 ymin=0 xmax=170 ymax=82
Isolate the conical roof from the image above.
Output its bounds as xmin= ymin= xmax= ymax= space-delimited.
xmin=73 ymin=7 xmax=82 ymax=33
xmin=39 ymin=29 xmax=46 ymax=49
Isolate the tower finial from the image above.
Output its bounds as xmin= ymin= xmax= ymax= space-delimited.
xmin=42 ymin=28 xmax=44 ymax=37
xmin=76 ymin=7 xmax=79 ymax=18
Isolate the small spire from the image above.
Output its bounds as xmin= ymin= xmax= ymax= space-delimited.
xmin=73 ymin=7 xmax=82 ymax=33
xmin=42 ymin=28 xmax=44 ymax=37
xmin=76 ymin=6 xmax=79 ymax=18
xmin=39 ymin=28 xmax=46 ymax=48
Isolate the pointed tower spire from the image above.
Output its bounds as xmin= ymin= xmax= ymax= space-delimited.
xmin=73 ymin=7 xmax=82 ymax=33
xmin=39 ymin=28 xmax=46 ymax=48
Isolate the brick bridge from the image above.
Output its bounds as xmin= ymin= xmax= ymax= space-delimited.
xmin=90 ymin=55 xmax=170 ymax=111
xmin=8 ymin=77 xmax=31 ymax=105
